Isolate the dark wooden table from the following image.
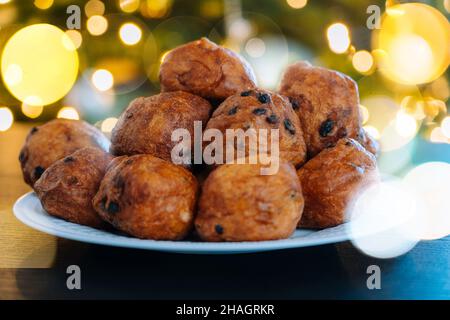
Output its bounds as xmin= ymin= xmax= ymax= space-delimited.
xmin=1 ymin=124 xmax=449 ymax=299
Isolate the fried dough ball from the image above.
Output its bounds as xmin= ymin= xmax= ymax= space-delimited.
xmin=34 ymin=147 xmax=113 ymax=228
xmin=159 ymin=38 xmax=257 ymax=101
xmin=195 ymin=162 xmax=304 ymax=242
xmin=297 ymin=138 xmax=378 ymax=229
xmin=204 ymin=89 xmax=307 ymax=167
xmin=92 ymin=155 xmax=198 ymax=240
xmin=110 ymin=91 xmax=211 ymax=167
xmin=19 ymin=119 xmax=110 ymax=188
xmin=279 ymin=61 xmax=362 ymax=157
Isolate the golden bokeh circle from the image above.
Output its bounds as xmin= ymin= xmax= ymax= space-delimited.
xmin=1 ymin=24 xmax=79 ymax=106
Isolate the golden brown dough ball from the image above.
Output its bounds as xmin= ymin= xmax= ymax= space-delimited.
xmin=297 ymin=138 xmax=378 ymax=229
xmin=204 ymin=89 xmax=307 ymax=167
xmin=34 ymin=147 xmax=113 ymax=228
xmin=92 ymin=155 xmax=198 ymax=240
xmin=279 ymin=61 xmax=362 ymax=157
xmin=195 ymin=162 xmax=304 ymax=242
xmin=110 ymin=91 xmax=211 ymax=167
xmin=159 ymin=38 xmax=257 ymax=101
xmin=19 ymin=119 xmax=110 ymax=188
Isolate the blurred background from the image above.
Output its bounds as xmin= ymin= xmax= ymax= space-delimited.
xmin=0 ymin=0 xmax=449 ymax=261
xmin=0 ymin=0 xmax=448 ymax=174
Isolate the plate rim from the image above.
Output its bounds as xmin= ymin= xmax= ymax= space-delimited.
xmin=13 ymin=192 xmax=351 ymax=254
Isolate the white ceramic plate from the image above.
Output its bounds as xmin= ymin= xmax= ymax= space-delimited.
xmin=14 ymin=192 xmax=353 ymax=254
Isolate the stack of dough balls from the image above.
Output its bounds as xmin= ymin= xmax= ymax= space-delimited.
xmin=20 ymin=37 xmax=379 ymax=242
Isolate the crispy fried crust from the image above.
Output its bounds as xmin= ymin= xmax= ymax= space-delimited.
xmin=19 ymin=119 xmax=110 ymax=188
xmin=159 ymin=38 xmax=257 ymax=101
xmin=195 ymin=162 xmax=304 ymax=241
xmin=204 ymin=89 xmax=307 ymax=167
xmin=34 ymin=147 xmax=113 ymax=228
xmin=92 ymin=155 xmax=198 ymax=240
xmin=110 ymin=91 xmax=211 ymax=167
xmin=279 ymin=61 xmax=362 ymax=158
xmin=297 ymin=138 xmax=378 ymax=228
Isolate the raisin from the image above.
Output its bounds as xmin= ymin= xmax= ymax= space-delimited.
xmin=30 ymin=127 xmax=38 ymax=135
xmin=258 ymin=93 xmax=270 ymax=104
xmin=126 ymin=113 xmax=133 ymax=119
xmin=34 ymin=166 xmax=45 ymax=179
xmin=67 ymin=176 xmax=78 ymax=185
xmin=319 ymin=119 xmax=334 ymax=137
xmin=289 ymin=97 xmax=299 ymax=110
xmin=240 ymin=90 xmax=252 ymax=97
xmin=125 ymin=159 xmax=133 ymax=165
xmin=252 ymin=108 xmax=267 ymax=115
xmin=228 ymin=106 xmax=238 ymax=115
xmin=284 ymin=119 xmax=296 ymax=135
xmin=266 ymin=115 xmax=279 ymax=124
xmin=64 ymin=156 xmax=74 ymax=163
xmin=215 ymin=224 xmax=224 ymax=235
xmin=19 ymin=151 xmax=26 ymax=163
xmin=107 ymin=202 xmax=120 ymax=214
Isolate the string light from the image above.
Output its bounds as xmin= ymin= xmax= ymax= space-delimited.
xmin=1 ymin=24 xmax=79 ymax=106
xmin=84 ymin=0 xmax=105 ymax=17
xmin=0 ymin=107 xmax=13 ymax=132
xmin=245 ymin=38 xmax=266 ymax=58
xmin=57 ymin=106 xmax=79 ymax=120
xmin=34 ymin=0 xmax=53 ymax=10
xmin=21 ymin=103 xmax=43 ymax=119
xmin=326 ymin=23 xmax=350 ymax=54
xmin=352 ymin=50 xmax=374 ymax=73
xmin=101 ymin=117 xmax=118 ymax=133
xmin=441 ymin=116 xmax=450 ymax=138
xmin=119 ymin=23 xmax=142 ymax=46
xmin=92 ymin=69 xmax=114 ymax=91
xmin=286 ymin=0 xmax=307 ymax=9
xmin=65 ymin=30 xmax=83 ymax=49
xmin=87 ymin=15 xmax=108 ymax=36
xmin=120 ymin=0 xmax=140 ymax=13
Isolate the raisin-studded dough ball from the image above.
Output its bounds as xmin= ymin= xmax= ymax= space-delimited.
xmin=204 ymin=89 xmax=307 ymax=167
xmin=279 ymin=61 xmax=362 ymax=157
xmin=34 ymin=147 xmax=113 ymax=228
xmin=297 ymin=138 xmax=378 ymax=229
xmin=92 ymin=155 xmax=198 ymax=240
xmin=19 ymin=119 xmax=110 ymax=188
xmin=195 ymin=162 xmax=304 ymax=242
xmin=159 ymin=38 xmax=257 ymax=101
xmin=110 ymin=91 xmax=211 ymax=167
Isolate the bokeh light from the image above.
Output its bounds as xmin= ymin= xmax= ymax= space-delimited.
xmin=21 ymin=103 xmax=43 ymax=119
xmin=57 ymin=106 xmax=79 ymax=120
xmin=91 ymin=69 xmax=114 ymax=91
xmin=430 ymin=127 xmax=450 ymax=144
xmin=245 ymin=38 xmax=266 ymax=58
xmin=286 ymin=0 xmax=307 ymax=9
xmin=141 ymin=0 xmax=172 ymax=18
xmin=120 ymin=0 xmax=140 ymax=13
xmin=85 ymin=0 xmax=105 ymax=17
xmin=326 ymin=23 xmax=350 ymax=54
xmin=440 ymin=116 xmax=450 ymax=138
xmin=403 ymin=162 xmax=450 ymax=240
xmin=65 ymin=30 xmax=83 ymax=49
xmin=359 ymin=105 xmax=370 ymax=125
xmin=1 ymin=24 xmax=79 ymax=106
xmin=87 ymin=15 xmax=108 ymax=36
xmin=352 ymin=50 xmax=373 ymax=73
xmin=373 ymin=3 xmax=450 ymax=85
xmin=34 ymin=0 xmax=53 ymax=10
xmin=363 ymin=125 xmax=380 ymax=140
xmin=101 ymin=117 xmax=118 ymax=133
xmin=347 ymin=180 xmax=420 ymax=259
xmin=119 ymin=23 xmax=142 ymax=45
xmin=395 ymin=110 xmax=417 ymax=138
xmin=0 ymin=107 xmax=14 ymax=132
